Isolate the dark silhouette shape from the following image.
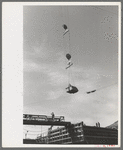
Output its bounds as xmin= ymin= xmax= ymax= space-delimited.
xmin=86 ymin=90 xmax=96 ymax=94
xmin=66 ymin=53 xmax=71 ymax=60
xmin=63 ymin=24 xmax=69 ymax=36
xmin=66 ymin=84 xmax=78 ymax=94
xmin=62 ymin=24 xmax=68 ymax=30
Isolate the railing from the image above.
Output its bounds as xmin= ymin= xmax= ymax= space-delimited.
xmin=23 ymin=114 xmax=65 ymax=122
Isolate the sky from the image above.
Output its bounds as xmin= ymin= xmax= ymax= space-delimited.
xmin=23 ymin=5 xmax=119 ymax=139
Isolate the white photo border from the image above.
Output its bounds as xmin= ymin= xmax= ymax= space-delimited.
xmin=2 ymin=2 xmax=121 ymax=147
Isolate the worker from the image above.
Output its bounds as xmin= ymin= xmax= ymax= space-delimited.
xmin=98 ymin=122 xmax=100 ymax=127
xmin=51 ymin=112 xmax=55 ymax=121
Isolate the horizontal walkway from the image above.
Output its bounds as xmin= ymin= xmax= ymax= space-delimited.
xmin=23 ymin=120 xmax=71 ymax=126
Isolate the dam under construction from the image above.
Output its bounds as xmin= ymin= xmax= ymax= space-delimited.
xmin=23 ymin=114 xmax=118 ymax=145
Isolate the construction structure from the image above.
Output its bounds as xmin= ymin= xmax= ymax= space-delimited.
xmin=23 ymin=114 xmax=71 ymax=127
xmin=35 ymin=122 xmax=118 ymax=144
xmin=23 ymin=114 xmax=118 ymax=144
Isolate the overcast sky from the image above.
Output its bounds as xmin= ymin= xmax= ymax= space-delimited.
xmin=23 ymin=5 xmax=118 ymax=138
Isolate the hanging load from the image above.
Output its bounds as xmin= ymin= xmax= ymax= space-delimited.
xmin=66 ymin=53 xmax=71 ymax=60
xmin=63 ymin=24 xmax=68 ymax=30
xmin=86 ymin=90 xmax=96 ymax=94
xmin=66 ymin=62 xmax=73 ymax=69
xmin=62 ymin=24 xmax=69 ymax=36
xmin=62 ymin=22 xmax=78 ymax=94
xmin=66 ymin=84 xmax=78 ymax=94
xmin=66 ymin=53 xmax=73 ymax=69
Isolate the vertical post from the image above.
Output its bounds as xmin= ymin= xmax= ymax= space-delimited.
xmin=41 ymin=125 xmax=42 ymax=143
xmin=25 ymin=131 xmax=28 ymax=139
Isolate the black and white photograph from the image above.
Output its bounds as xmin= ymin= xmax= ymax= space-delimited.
xmin=2 ymin=2 xmax=121 ymax=147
